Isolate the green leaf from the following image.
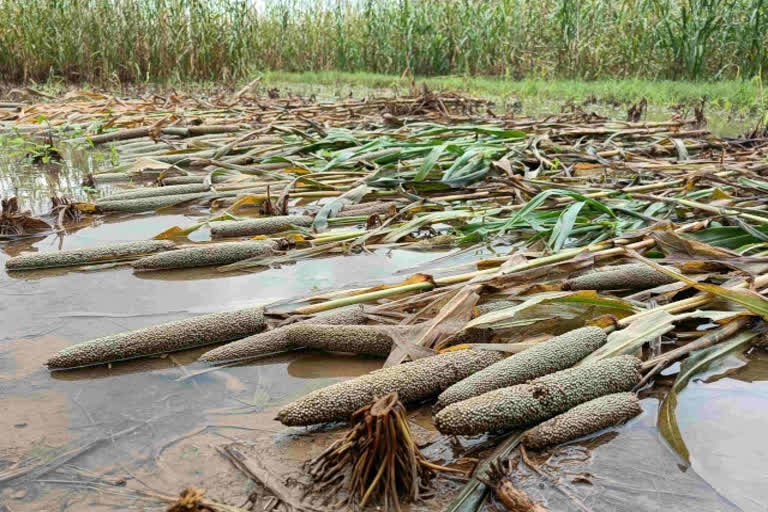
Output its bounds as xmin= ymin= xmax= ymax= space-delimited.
xmin=500 ymin=189 xmax=616 ymax=233
xmin=417 ymin=124 xmax=527 ymax=139
xmin=464 ymin=290 xmax=633 ymax=329
xmin=658 ymin=329 xmax=759 ymax=463
xmin=550 ymin=290 xmax=637 ymax=312
xmin=415 ymin=143 xmax=448 ymax=180
xmin=549 ymin=201 xmax=585 ymax=251
xmin=688 ymin=225 xmax=768 ymax=249
xmin=440 ymin=147 xmax=482 ymax=183
xmin=312 ymin=184 xmax=371 ymax=232
xmin=464 ymin=291 xmax=574 ymax=329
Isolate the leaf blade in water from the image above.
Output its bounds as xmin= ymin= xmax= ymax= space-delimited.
xmin=658 ymin=329 xmax=759 ymax=463
xmin=311 ymin=184 xmax=371 ymax=232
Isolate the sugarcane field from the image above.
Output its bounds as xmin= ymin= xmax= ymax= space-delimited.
xmin=4 ymin=2 xmax=768 ymax=511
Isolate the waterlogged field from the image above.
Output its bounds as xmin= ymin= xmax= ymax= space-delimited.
xmin=1 ymin=89 xmax=768 ymax=512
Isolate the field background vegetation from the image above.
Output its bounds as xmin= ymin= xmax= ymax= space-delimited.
xmin=1 ymin=0 xmax=767 ymax=109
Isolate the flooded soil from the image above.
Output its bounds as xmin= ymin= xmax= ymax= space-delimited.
xmin=2 ymin=125 xmax=767 ymax=512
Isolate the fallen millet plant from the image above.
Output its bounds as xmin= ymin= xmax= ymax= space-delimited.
xmin=4 ymin=86 xmax=768 ymax=511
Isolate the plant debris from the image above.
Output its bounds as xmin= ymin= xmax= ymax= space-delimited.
xmin=167 ymin=488 xmax=215 ymax=512
xmin=483 ymin=458 xmax=548 ymax=512
xmin=0 ymin=196 xmax=51 ymax=236
xmin=304 ymin=392 xmax=460 ymax=511
xmin=4 ymin=86 xmax=768 ymax=511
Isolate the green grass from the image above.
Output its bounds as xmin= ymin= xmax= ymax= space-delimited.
xmin=1 ymin=0 xmax=768 ymax=87
xmin=262 ymin=71 xmax=768 ymax=111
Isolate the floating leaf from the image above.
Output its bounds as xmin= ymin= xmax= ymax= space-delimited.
xmin=153 ymin=226 xmax=184 ymax=240
xmin=224 ymin=194 xmax=266 ymax=214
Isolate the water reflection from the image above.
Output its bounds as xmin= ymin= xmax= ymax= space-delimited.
xmin=0 ymin=142 xmax=112 ymax=214
xmin=677 ymin=350 xmax=768 ymax=512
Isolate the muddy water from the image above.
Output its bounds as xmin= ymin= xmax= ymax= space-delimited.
xmin=1 ymin=148 xmax=767 ymax=511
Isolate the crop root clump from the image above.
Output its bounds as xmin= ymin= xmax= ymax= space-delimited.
xmin=304 ymin=392 xmax=460 ymax=511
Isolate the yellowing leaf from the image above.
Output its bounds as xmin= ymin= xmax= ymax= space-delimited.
xmin=351 ymin=273 xmax=435 ymax=297
xmin=574 ymin=163 xmax=602 ymax=170
xmin=588 ymin=315 xmax=619 ymax=329
xmin=282 ymin=167 xmax=310 ymax=174
xmin=154 ymin=226 xmax=183 ymax=240
xmin=284 ymin=233 xmax=307 ymax=243
xmin=711 ymin=188 xmax=734 ymax=200
xmin=439 ymin=344 xmax=471 ymax=353
xmin=225 ymin=194 xmax=265 ymax=214
xmin=73 ymin=202 xmax=97 ymax=212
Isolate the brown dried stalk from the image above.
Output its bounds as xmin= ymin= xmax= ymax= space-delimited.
xmin=166 ymin=488 xmax=216 ymax=512
xmin=0 ymin=196 xmax=51 ymax=236
xmin=481 ymin=458 xmax=548 ymax=512
xmin=304 ymin=392 xmax=461 ymax=511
